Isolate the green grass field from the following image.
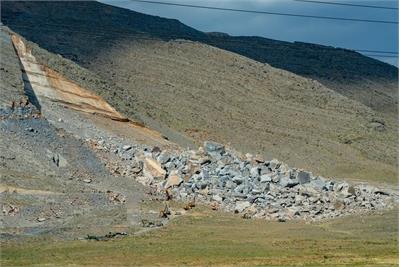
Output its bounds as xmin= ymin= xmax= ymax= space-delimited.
xmin=2 ymin=206 xmax=398 ymax=266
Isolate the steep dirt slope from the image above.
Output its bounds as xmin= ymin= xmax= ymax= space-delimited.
xmin=88 ymin=38 xmax=397 ymax=183
xmin=1 ymin=1 xmax=398 ymax=115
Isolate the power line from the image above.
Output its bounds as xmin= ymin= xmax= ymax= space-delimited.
xmin=363 ymin=54 xmax=398 ymax=58
xmin=128 ymin=0 xmax=398 ymax=25
xmin=5 ymin=22 xmax=397 ymax=56
xmin=293 ymin=0 xmax=398 ymax=10
xmin=356 ymin=49 xmax=398 ymax=55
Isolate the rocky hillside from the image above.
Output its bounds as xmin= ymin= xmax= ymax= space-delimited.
xmin=87 ymin=38 xmax=397 ymax=183
xmin=0 ymin=28 xmax=396 ymax=238
xmin=2 ymin=1 xmax=398 ymax=115
xmin=1 ymin=1 xmax=397 ymax=183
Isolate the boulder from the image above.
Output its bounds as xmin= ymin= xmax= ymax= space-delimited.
xmin=143 ymin=157 xmax=166 ymax=180
xmin=333 ymin=200 xmax=345 ymax=210
xmin=269 ymin=159 xmax=281 ymax=169
xmin=300 ymin=186 xmax=319 ymax=197
xmin=271 ymin=174 xmax=280 ymax=183
xmin=182 ymin=162 xmax=200 ymax=182
xmin=136 ymin=176 xmax=153 ymax=186
xmin=204 ymin=141 xmax=225 ymax=155
xmin=347 ymin=185 xmax=356 ymax=196
xmin=279 ymin=164 xmax=290 ymax=173
xmin=157 ymin=150 xmax=171 ymax=164
xmin=260 ymin=166 xmax=272 ymax=175
xmin=251 ymin=188 xmax=263 ymax=195
xmin=250 ymin=166 xmax=260 ymax=178
xmin=296 ymin=171 xmax=311 ymax=184
xmin=260 ymin=174 xmax=272 ymax=183
xmin=232 ymin=176 xmax=244 ymax=185
xmin=165 ymin=170 xmax=183 ymax=189
xmin=212 ymin=195 xmax=223 ymax=202
xmin=279 ymin=176 xmax=299 ymax=188
xmin=309 ymin=177 xmax=326 ymax=190
xmin=234 ymin=201 xmax=251 ymax=213
xmin=335 ymin=182 xmax=356 ymax=197
xmin=374 ymin=189 xmax=390 ymax=196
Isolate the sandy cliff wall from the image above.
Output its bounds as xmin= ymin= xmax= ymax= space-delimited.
xmin=11 ymin=34 xmax=128 ymax=122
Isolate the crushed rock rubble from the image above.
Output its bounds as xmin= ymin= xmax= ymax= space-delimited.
xmin=0 ymin=104 xmax=40 ymax=120
xmin=90 ymin=139 xmax=397 ymax=222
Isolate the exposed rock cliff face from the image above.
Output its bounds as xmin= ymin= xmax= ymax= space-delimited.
xmin=11 ymin=34 xmax=129 ymax=122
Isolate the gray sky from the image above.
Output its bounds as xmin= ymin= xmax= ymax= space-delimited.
xmin=101 ymin=0 xmax=399 ymax=66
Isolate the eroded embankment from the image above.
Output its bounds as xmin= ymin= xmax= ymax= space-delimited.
xmin=9 ymin=33 xmax=172 ymax=145
xmin=11 ymin=34 xmax=128 ymax=121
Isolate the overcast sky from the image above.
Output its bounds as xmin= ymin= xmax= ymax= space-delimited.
xmin=101 ymin=0 xmax=399 ymax=66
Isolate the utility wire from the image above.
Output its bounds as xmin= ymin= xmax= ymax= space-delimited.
xmin=293 ymin=0 xmax=398 ymax=10
xmin=355 ymin=49 xmax=398 ymax=55
xmin=364 ymin=54 xmax=398 ymax=58
xmin=127 ymin=0 xmax=398 ymax=24
xmin=5 ymin=22 xmax=397 ymax=56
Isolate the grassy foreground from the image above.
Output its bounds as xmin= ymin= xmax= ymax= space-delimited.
xmin=1 ymin=207 xmax=398 ymax=267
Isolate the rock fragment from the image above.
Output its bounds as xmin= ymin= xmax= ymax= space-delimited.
xmin=296 ymin=171 xmax=311 ymax=184
xmin=204 ymin=141 xmax=225 ymax=156
xmin=143 ymin=157 xmax=166 ymax=180
xmin=165 ymin=170 xmax=183 ymax=189
xmin=234 ymin=201 xmax=251 ymax=213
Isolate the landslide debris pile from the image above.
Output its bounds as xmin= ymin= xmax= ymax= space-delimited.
xmin=91 ymin=139 xmax=396 ymax=222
